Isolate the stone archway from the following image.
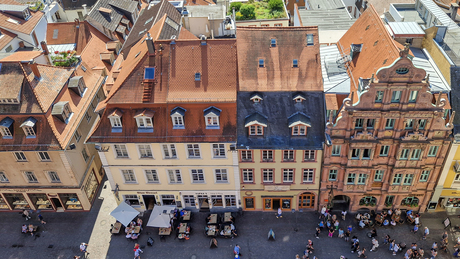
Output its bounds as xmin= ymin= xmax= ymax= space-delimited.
xmin=331 ymin=195 xmax=350 ymax=211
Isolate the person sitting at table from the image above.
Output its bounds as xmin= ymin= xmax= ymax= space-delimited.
xmin=186 ymin=226 xmax=190 ymax=234
xmin=359 ymin=220 xmax=366 ymax=229
xmin=28 ymin=224 xmax=34 ymax=236
xmin=356 ymin=213 xmax=362 ymax=220
xmin=137 ymin=218 xmax=143 ymax=226
xmin=180 ymin=210 xmax=186 ymax=217
xmin=125 ymin=226 xmax=132 ymax=234
xmin=230 ymin=223 xmax=235 ymax=230
xmin=395 ymin=209 xmax=401 ymax=216
xmin=131 ymin=233 xmax=139 ymax=240
xmin=126 ymin=232 xmax=132 ymax=239
xmin=383 ymin=219 xmax=389 ymax=226
xmin=232 ymin=228 xmax=238 ymax=237
xmin=390 ymin=219 xmax=397 ymax=226
xmin=22 ymin=224 xmax=28 ymax=233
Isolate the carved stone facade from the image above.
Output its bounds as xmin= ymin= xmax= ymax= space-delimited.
xmin=320 ymin=47 xmax=453 ymax=213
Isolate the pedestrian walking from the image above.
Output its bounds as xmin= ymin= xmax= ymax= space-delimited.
xmin=344 ymin=229 xmax=350 ymax=242
xmin=315 ymin=227 xmax=320 ymax=239
xmin=80 ymin=242 xmax=89 ymax=255
xmin=412 ymin=224 xmax=418 ymax=234
xmin=384 ymin=234 xmax=390 ymax=245
xmin=442 ymin=231 xmax=448 ymax=241
xmin=347 ymin=225 xmax=353 ymax=233
xmin=341 ymin=210 xmax=347 ymax=220
xmin=357 ymin=248 xmax=367 ymax=258
xmin=234 ymin=244 xmax=242 ymax=256
xmin=370 ymin=238 xmax=379 ymax=252
xmin=320 ymin=206 xmax=326 ymax=219
xmin=276 ymin=207 xmax=283 ymax=218
xmin=306 ymin=240 xmax=314 ymax=254
xmin=393 ymin=243 xmax=399 ymax=256
xmin=389 ymin=240 xmax=394 ymax=251
xmin=432 ymin=242 xmax=438 ymax=250
xmin=423 ymin=227 xmax=429 ymax=240
xmin=134 ymin=247 xmax=143 ymax=259
xmin=318 ymin=221 xmax=325 ymax=230
xmin=22 ymin=210 xmax=31 ymax=220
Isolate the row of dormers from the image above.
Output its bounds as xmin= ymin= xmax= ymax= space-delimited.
xmin=250 ymin=92 xmax=306 ymax=103
xmin=107 ymin=106 xmax=223 ymax=133
xmin=0 ymin=117 xmax=37 ymax=139
xmin=244 ymin=111 xmax=311 ymax=136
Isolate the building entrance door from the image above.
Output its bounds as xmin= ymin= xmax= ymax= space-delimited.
xmin=51 ymin=198 xmax=63 ymax=211
xmin=299 ymin=192 xmax=315 ymax=209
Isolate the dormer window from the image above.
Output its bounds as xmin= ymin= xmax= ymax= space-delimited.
xmin=195 ymin=73 xmax=201 ymax=81
xmin=171 ymin=106 xmax=186 ymax=129
xmin=0 ymin=117 xmax=14 ymax=139
xmin=293 ymin=92 xmax=306 ymax=103
xmin=245 ymin=112 xmax=268 ymax=136
xmin=250 ymin=92 xmax=263 ymax=103
xmin=204 ymin=106 xmax=221 ymax=129
xmin=134 ymin=109 xmax=154 ymax=133
xmin=293 ymin=59 xmax=298 ymax=68
xmin=51 ymin=101 xmax=73 ymax=124
xmin=23 ymin=9 xmax=31 ymax=20
xmin=68 ymin=76 xmax=86 ymax=97
xmin=288 ymin=112 xmax=311 ymax=136
xmin=108 ymin=109 xmax=123 ymax=132
xmin=306 ymin=34 xmax=314 ymax=45
xmin=20 ymin=117 xmax=37 ymax=138
xmin=271 ymin=39 xmax=276 ymax=47
xmin=259 ymin=59 xmax=265 ymax=68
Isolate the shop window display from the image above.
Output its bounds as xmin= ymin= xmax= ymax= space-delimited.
xmin=28 ymin=194 xmax=52 ymax=210
xmin=84 ymin=171 xmax=99 ymax=202
xmin=446 ymin=198 xmax=460 ymax=208
xmin=0 ymin=196 xmax=9 ymax=210
xmin=59 ymin=193 xmax=82 ymax=210
xmin=4 ymin=193 xmax=30 ymax=210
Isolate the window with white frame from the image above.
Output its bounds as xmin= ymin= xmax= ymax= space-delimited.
xmin=74 ymin=130 xmax=82 ymax=143
xmin=292 ymin=125 xmax=306 ymax=135
xmin=391 ymin=90 xmax=402 ymax=102
xmin=408 ymin=90 xmax=418 ymax=102
xmin=263 ymin=169 xmax=273 ymax=182
xmin=392 ymin=173 xmax=402 ymax=185
xmin=367 ymin=119 xmax=375 ymax=128
xmin=212 ymin=144 xmax=226 ymax=158
xmin=25 ymin=171 xmax=38 ymax=183
xmin=355 ymin=118 xmax=364 ymax=128
xmin=357 ymin=173 xmax=366 ymax=184
xmin=304 ymin=150 xmax=315 ymax=161
xmin=418 ymin=119 xmax=427 ymax=129
xmin=385 ymin=118 xmax=395 ymax=129
xmin=183 ymin=195 xmax=195 ymax=206
xmin=0 ymin=171 xmax=9 ymax=183
xmin=455 ymin=173 xmax=460 ymax=182
xmin=428 ymin=146 xmax=439 ymax=157
xmin=0 ymin=125 xmax=12 ymax=138
xmin=249 ymin=125 xmax=264 ymax=135
xmin=420 ymin=170 xmax=430 ymax=182
xmin=283 ymin=150 xmax=295 ymax=161
xmin=187 ymin=144 xmax=201 ymax=158
xmin=374 ymin=170 xmax=384 ymax=182
xmin=331 ymin=145 xmax=341 ymax=156
xmin=170 ymin=107 xmax=186 ymax=129
xmin=329 ymin=169 xmax=338 ymax=181
xmin=400 ymin=148 xmax=409 ymax=160
xmin=375 ymin=91 xmax=384 ymax=102
xmin=136 ymin=116 xmax=153 ymax=129
xmin=262 ymin=150 xmax=273 ymax=162
xmin=145 ymin=169 xmax=159 ymax=183
xmin=167 ymin=169 xmax=182 ymax=183
xmin=380 ymin=145 xmax=389 ymax=156
xmin=403 ymin=174 xmax=413 ymax=185
xmin=362 ymin=149 xmax=371 ymax=159
xmin=109 ymin=116 xmax=122 ymax=128
xmin=225 ymin=195 xmax=236 ymax=207
xmin=303 ymin=169 xmax=314 ymax=183
xmin=13 ymin=151 xmax=27 ymax=161
xmin=122 ymin=169 xmax=137 ymax=183
xmin=114 ymin=144 xmax=129 ymax=158
xmin=162 ymin=144 xmax=177 ymax=159
xmin=410 ymin=149 xmax=421 ymax=160
xmin=211 ymin=195 xmax=223 ymax=207
xmin=48 ymin=171 xmax=61 ymax=183
xmin=215 ymin=169 xmax=228 ymax=183
xmin=38 ymin=151 xmax=51 ymax=161
xmin=191 ymin=169 xmax=205 ymax=183
xmin=242 ymin=169 xmax=253 ymax=182
xmin=283 ymin=169 xmax=294 ymax=182
xmin=138 ymin=144 xmax=153 ymax=158
xmin=241 ymin=150 xmax=252 ymax=162
xmin=204 ymin=107 xmax=221 ymax=129
xmin=351 ymin=149 xmax=360 ymax=159
xmin=23 ymin=125 xmax=36 ymax=137
xmin=405 ymin=119 xmax=414 ymax=129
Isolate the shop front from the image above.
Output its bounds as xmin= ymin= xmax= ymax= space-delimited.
xmin=242 ymin=190 xmax=318 ymax=211
xmin=0 ymin=196 xmax=10 ymax=210
xmin=58 ymin=193 xmax=83 ymax=210
xmin=437 ymin=190 xmax=460 ymax=210
xmin=3 ymin=193 xmax=31 ymax=210
xmin=28 ymin=193 xmax=53 ymax=210
xmin=83 ymin=169 xmax=99 ymax=203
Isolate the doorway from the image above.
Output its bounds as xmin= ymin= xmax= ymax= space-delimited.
xmin=198 ymin=195 xmax=209 ymax=209
xmin=51 ymin=198 xmax=63 ymax=211
xmin=273 ymin=199 xmax=281 ymax=210
xmin=331 ymin=195 xmax=350 ymax=211
xmin=299 ymin=192 xmax=315 ymax=209
xmin=143 ymin=195 xmax=156 ymax=210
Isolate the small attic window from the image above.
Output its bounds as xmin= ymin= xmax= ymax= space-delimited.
xmin=306 ymin=34 xmax=314 ymax=45
xmin=52 ymin=101 xmax=73 ymax=124
xmin=271 ymin=39 xmax=276 ymax=47
xmin=204 ymin=106 xmax=222 ymax=129
xmin=250 ymin=93 xmax=263 ymax=103
xmin=20 ymin=117 xmax=37 ymax=138
xmin=259 ymin=59 xmax=265 ymax=68
xmin=144 ymin=67 xmax=155 ymax=80
xmin=68 ymin=76 xmax=86 ymax=97
xmin=293 ymin=59 xmax=298 ymax=68
xmin=134 ymin=109 xmax=154 ymax=133
xmin=373 ymin=40 xmax=378 ymax=46
xmin=396 ymin=67 xmax=409 ymax=74
xmin=108 ymin=109 xmax=123 ymax=132
xmin=195 ymin=73 xmax=201 ymax=81
xmin=0 ymin=117 xmax=14 ymax=139
xmin=23 ymin=9 xmax=31 ymax=20
xmin=365 ymin=25 xmax=370 ymax=30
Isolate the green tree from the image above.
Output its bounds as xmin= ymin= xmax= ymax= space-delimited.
xmin=230 ymin=2 xmax=242 ymax=11
xmin=240 ymin=4 xmax=255 ymax=19
xmin=268 ymin=0 xmax=284 ymax=12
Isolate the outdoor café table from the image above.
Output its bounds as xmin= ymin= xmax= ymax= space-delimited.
xmin=182 ymin=211 xmax=191 ymax=221
xmin=179 ymin=223 xmax=187 ymax=234
xmin=223 ymin=225 xmax=232 ymax=236
xmin=159 ymin=227 xmax=171 ymax=236
xmin=208 ymin=214 xmax=217 ymax=224
xmin=112 ymin=222 xmax=122 ymax=234
xmin=224 ymin=212 xmax=232 ymax=222
xmin=207 ymin=225 xmax=216 ymax=236
xmin=392 ymin=214 xmax=400 ymax=221
xmin=133 ymin=226 xmax=141 ymax=234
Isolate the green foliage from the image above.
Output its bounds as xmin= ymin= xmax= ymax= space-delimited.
xmin=268 ymin=0 xmax=284 ymax=12
xmin=235 ymin=11 xmax=244 ymax=20
xmin=230 ymin=2 xmax=242 ymax=11
xmin=240 ymin=4 xmax=255 ymax=19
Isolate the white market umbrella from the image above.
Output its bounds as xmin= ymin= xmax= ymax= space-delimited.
xmin=110 ymin=202 xmax=140 ymax=227
xmin=147 ymin=205 xmax=176 ymax=228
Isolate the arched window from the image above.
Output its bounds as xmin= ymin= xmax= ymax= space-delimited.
xmin=359 ymin=196 xmax=377 ymax=206
xmin=401 ymin=197 xmax=419 ymax=207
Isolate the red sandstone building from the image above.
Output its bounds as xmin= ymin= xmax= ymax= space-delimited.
xmin=320 ymin=6 xmax=453 ymax=213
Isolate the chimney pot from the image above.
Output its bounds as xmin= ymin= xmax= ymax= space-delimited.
xmin=40 ymin=41 xmax=49 ymax=55
xmin=29 ymin=61 xmax=41 ymax=79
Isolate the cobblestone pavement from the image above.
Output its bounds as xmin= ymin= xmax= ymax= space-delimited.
xmin=1 ymin=181 xmax=460 ymax=259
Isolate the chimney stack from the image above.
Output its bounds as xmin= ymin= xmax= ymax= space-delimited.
xmin=82 ymin=4 xmax=88 ymax=15
xmin=451 ymin=2 xmax=459 ymax=21
xmin=40 ymin=41 xmax=49 ymax=55
xmin=29 ymin=61 xmax=41 ymax=79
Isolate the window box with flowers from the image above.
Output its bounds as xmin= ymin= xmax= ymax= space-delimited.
xmin=52 ymin=50 xmax=79 ymax=67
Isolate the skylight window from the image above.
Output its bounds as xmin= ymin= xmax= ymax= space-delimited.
xmin=259 ymin=59 xmax=265 ymax=68
xmin=7 ymin=18 xmax=20 ymax=25
xmin=293 ymin=59 xmax=298 ymax=68
xmin=144 ymin=67 xmax=155 ymax=80
xmin=144 ymin=17 xmax=154 ymax=25
xmin=306 ymin=34 xmax=314 ymax=45
xmin=195 ymin=73 xmax=201 ymax=81
xmin=271 ymin=39 xmax=276 ymax=47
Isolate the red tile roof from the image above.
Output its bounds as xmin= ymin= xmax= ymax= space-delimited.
xmin=179 ymin=26 xmax=198 ymax=40
xmin=0 ymin=28 xmax=16 ymax=50
xmin=237 ymin=26 xmax=322 ymax=92
xmin=0 ymin=1 xmax=45 ymax=35
xmin=0 ymin=50 xmax=42 ymax=62
xmin=184 ymin=0 xmax=215 ymax=6
xmin=46 ymin=21 xmax=92 ymax=54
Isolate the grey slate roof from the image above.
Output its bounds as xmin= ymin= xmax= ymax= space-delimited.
xmin=298 ymin=7 xmax=355 ymax=31
xmin=60 ymin=0 xmax=98 ymax=10
xmin=109 ymin=0 xmax=137 ymax=13
xmin=87 ymin=0 xmax=137 ymax=32
xmin=244 ymin=112 xmax=268 ymax=127
xmin=0 ymin=117 xmax=13 ymax=128
xmin=171 ymin=106 xmax=186 ymax=116
xmin=237 ymin=91 xmax=325 ymax=149
xmin=121 ymin=0 xmax=181 ymax=54
xmin=287 ymin=112 xmax=311 ymax=127
xmin=204 ymin=106 xmax=221 ymax=116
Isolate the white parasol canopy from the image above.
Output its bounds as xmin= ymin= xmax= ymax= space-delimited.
xmin=146 ymin=205 xmax=176 ymax=228
xmin=110 ymin=202 xmax=140 ymax=227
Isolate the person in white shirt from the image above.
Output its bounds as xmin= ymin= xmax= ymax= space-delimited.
xmin=276 ymin=207 xmax=283 ymax=218
xmin=341 ymin=210 xmax=347 ymax=220
xmin=134 ymin=247 xmax=143 ymax=259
